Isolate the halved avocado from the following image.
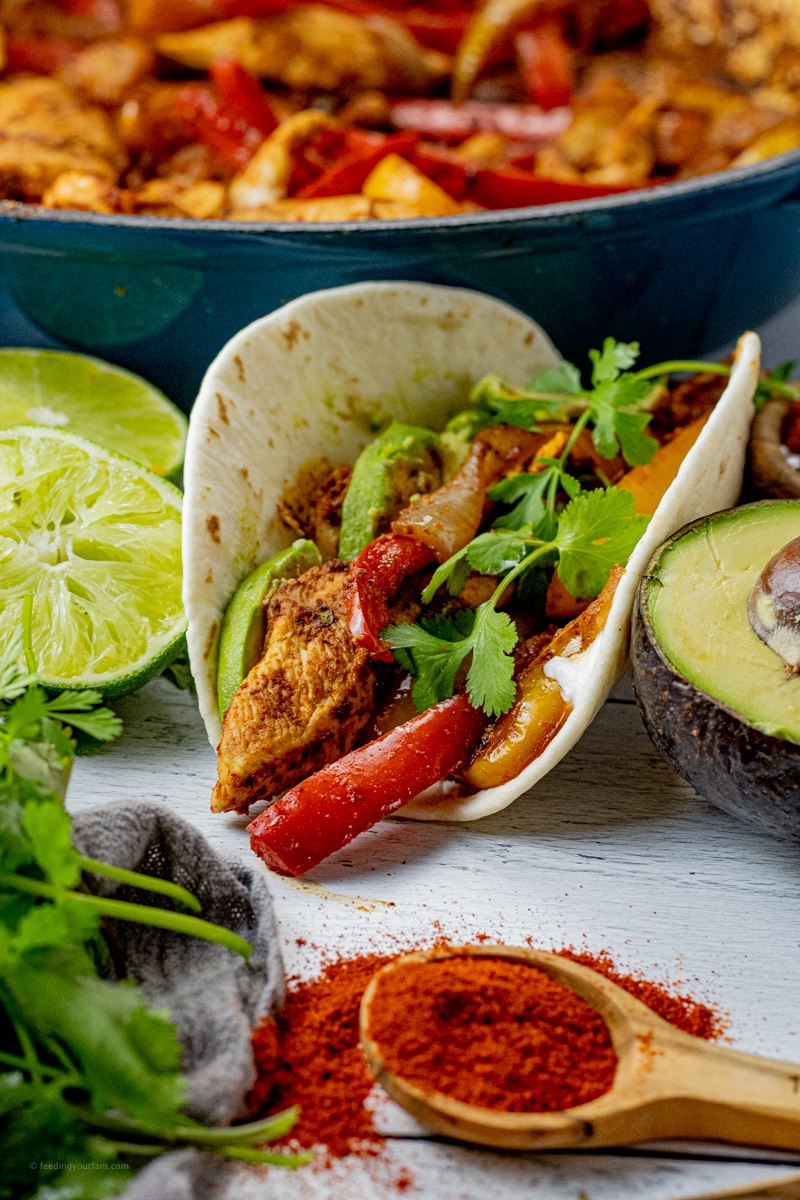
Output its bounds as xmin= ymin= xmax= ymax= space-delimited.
xmin=631 ymin=500 xmax=800 ymax=840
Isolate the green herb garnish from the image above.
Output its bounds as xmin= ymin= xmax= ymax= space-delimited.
xmin=386 ymin=340 xmax=794 ymax=721
xmin=0 ymin=618 xmax=306 ymax=1198
xmin=385 ymin=488 xmax=648 ymax=717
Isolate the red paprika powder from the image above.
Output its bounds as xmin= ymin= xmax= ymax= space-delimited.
xmin=366 ymin=955 xmax=617 ymax=1112
xmin=247 ymin=941 xmax=721 ymax=1157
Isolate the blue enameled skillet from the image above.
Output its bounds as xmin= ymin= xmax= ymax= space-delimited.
xmin=1 ymin=147 xmax=799 ymax=410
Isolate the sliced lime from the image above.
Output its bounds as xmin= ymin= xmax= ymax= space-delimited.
xmin=0 ymin=348 xmax=187 ymax=478
xmin=0 ymin=426 xmax=185 ymax=697
xmin=217 ymin=539 xmax=322 ymax=719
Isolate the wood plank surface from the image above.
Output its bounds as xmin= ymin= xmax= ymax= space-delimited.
xmin=68 ymin=676 xmax=800 ymax=1199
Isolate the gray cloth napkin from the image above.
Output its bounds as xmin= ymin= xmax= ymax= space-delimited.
xmin=71 ymin=801 xmax=284 ymax=1199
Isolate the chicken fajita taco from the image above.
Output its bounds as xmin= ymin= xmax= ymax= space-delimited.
xmin=182 ymin=282 xmax=760 ymax=874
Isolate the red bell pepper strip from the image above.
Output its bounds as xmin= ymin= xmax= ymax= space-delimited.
xmin=411 ymin=143 xmax=470 ymax=199
xmin=61 ymin=0 xmax=120 ymax=19
xmin=295 ymin=131 xmax=418 ymax=199
xmin=5 ymin=36 xmax=82 ymax=73
xmin=346 ymin=533 xmax=435 ymax=662
xmin=468 ymin=166 xmax=636 ymax=209
xmin=247 ymin=692 xmax=486 ymax=876
xmin=209 ymin=59 xmax=278 ymax=138
xmin=391 ymin=100 xmax=571 ymax=144
xmin=177 ymin=65 xmax=276 ymax=172
xmin=399 ymin=8 xmax=473 ymax=54
xmin=515 ymin=24 xmax=575 ymax=111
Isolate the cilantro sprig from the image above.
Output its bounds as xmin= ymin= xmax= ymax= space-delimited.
xmin=0 ymin=616 xmax=308 ymax=1196
xmin=470 ymin=340 xmax=800 ymax=464
xmin=384 ymin=487 xmax=648 ymax=717
xmin=471 ymin=337 xmax=660 ymax=467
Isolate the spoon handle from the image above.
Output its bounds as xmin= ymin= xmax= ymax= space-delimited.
xmin=628 ymin=1027 xmax=800 ymax=1151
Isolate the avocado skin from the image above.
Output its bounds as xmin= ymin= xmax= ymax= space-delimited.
xmin=631 ymin=590 xmax=800 ymax=841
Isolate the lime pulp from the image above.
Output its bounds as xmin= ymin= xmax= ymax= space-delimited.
xmin=0 ymin=426 xmax=186 ymax=697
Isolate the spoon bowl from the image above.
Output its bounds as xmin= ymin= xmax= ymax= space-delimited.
xmin=359 ymin=944 xmax=800 ymax=1152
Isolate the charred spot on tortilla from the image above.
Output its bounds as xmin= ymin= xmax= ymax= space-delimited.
xmin=206 ymin=514 xmax=221 ymax=544
xmin=233 ymin=355 xmax=246 ymax=384
xmin=216 ymin=393 xmax=230 ymax=425
xmin=203 ymin=620 xmax=219 ymax=662
xmin=281 ymin=320 xmax=303 ymax=351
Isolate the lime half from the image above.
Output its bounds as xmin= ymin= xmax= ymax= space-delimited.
xmin=0 ymin=426 xmax=186 ymax=697
xmin=0 ymin=349 xmax=187 ymax=477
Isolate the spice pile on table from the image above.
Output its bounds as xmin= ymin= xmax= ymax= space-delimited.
xmin=247 ymin=941 xmax=722 ymax=1158
xmin=1 ymin=0 xmax=800 ymax=221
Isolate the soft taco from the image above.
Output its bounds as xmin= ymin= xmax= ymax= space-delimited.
xmin=182 ymin=282 xmax=760 ymax=873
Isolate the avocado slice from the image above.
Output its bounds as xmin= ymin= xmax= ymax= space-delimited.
xmin=632 ymin=500 xmax=800 ymax=840
xmin=338 ymin=421 xmax=441 ymax=561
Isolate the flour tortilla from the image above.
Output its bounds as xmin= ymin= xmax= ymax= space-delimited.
xmin=183 ymin=281 xmax=760 ymax=821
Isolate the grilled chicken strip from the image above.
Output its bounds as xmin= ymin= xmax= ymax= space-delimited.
xmin=0 ymin=77 xmax=125 ymax=199
xmin=213 ymin=559 xmax=383 ymax=814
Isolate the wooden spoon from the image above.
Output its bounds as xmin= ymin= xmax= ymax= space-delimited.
xmin=359 ymin=944 xmax=800 ymax=1152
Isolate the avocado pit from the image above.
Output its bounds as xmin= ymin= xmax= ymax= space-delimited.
xmin=748 ymin=535 xmax=800 ymax=675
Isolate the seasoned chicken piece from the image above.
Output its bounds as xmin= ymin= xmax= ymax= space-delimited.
xmin=59 ymin=37 xmax=155 ymax=107
xmin=41 ymin=170 xmax=122 ymax=213
xmin=157 ymin=7 xmax=449 ymax=94
xmin=132 ymin=177 xmax=227 ymax=218
xmin=213 ymin=560 xmax=382 ymax=813
xmin=0 ymin=77 xmax=124 ymax=199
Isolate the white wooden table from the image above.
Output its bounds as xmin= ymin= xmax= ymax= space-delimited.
xmin=68 ymin=672 xmax=800 ymax=1200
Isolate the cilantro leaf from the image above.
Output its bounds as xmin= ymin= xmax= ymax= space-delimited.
xmin=42 ymin=691 xmax=122 ymax=744
xmin=23 ymin=800 xmax=81 ymax=888
xmin=614 ymin=409 xmax=659 ymax=466
xmin=11 ymin=899 xmax=98 ymax=957
xmin=421 ymin=548 xmax=471 ymax=602
xmin=1 ymin=1076 xmax=128 ymax=1200
xmin=589 ymin=377 xmax=657 ymax=463
xmin=0 ymin=800 xmax=32 ymax=876
xmin=382 ymin=619 xmax=471 ymax=711
xmin=527 ymin=360 xmax=582 ymax=394
xmin=3 ymin=688 xmax=48 ymax=745
xmin=589 ymin=338 xmax=640 ymax=385
xmin=555 ymin=487 xmax=650 ymax=599
xmin=491 ymin=469 xmax=554 ymax=530
xmin=465 ymin=529 xmax=534 ymax=575
xmin=4 ymin=964 xmax=186 ymax=1129
xmin=465 ymin=606 xmax=518 ymax=717
xmin=384 ymin=601 xmax=519 ymax=718
xmin=767 ymin=360 xmax=796 ymax=384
